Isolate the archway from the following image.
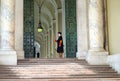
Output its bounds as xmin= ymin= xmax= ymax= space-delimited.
xmin=34 ymin=41 xmax=40 ymax=58
xmin=23 ymin=0 xmax=77 ymax=58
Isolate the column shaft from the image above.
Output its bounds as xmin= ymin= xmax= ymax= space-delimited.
xmin=0 ymin=0 xmax=17 ymax=65
xmin=89 ymin=0 xmax=104 ymax=51
xmin=15 ymin=0 xmax=24 ymax=59
xmin=53 ymin=22 xmax=57 ymax=58
xmin=87 ymin=0 xmax=108 ymax=65
xmin=61 ymin=0 xmax=66 ymax=58
xmin=45 ymin=36 xmax=48 ymax=58
xmin=1 ymin=0 xmax=15 ymax=50
xmin=55 ymin=12 xmax=58 ymax=39
xmin=58 ymin=9 xmax=62 ymax=32
xmin=48 ymin=31 xmax=51 ymax=58
xmin=51 ymin=27 xmax=54 ymax=58
xmin=47 ymin=33 xmax=50 ymax=58
xmin=76 ymin=0 xmax=88 ymax=59
xmin=49 ymin=30 xmax=52 ymax=58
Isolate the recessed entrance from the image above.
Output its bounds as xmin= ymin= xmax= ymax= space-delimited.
xmin=23 ymin=0 xmax=77 ymax=58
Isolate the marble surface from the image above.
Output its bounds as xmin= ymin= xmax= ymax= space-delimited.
xmin=87 ymin=51 xmax=108 ymax=65
xmin=76 ymin=0 xmax=88 ymax=59
xmin=1 ymin=0 xmax=15 ymax=50
xmin=0 ymin=0 xmax=17 ymax=65
xmin=88 ymin=0 xmax=104 ymax=50
xmin=87 ymin=0 xmax=108 ymax=65
xmin=15 ymin=0 xmax=24 ymax=59
xmin=0 ymin=50 xmax=17 ymax=65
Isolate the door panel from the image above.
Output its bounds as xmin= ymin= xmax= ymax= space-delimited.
xmin=65 ymin=0 xmax=77 ymax=58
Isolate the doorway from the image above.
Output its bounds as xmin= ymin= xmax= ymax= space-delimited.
xmin=23 ymin=0 xmax=77 ymax=58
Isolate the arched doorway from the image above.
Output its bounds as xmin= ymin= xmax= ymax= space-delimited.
xmin=23 ymin=0 xmax=77 ymax=58
xmin=34 ymin=41 xmax=40 ymax=58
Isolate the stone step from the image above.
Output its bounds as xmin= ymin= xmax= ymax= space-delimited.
xmin=0 ymin=69 xmax=116 ymax=74
xmin=18 ymin=58 xmax=80 ymax=61
xmin=0 ymin=73 xmax=120 ymax=79
xmin=0 ymin=67 xmax=115 ymax=72
xmin=17 ymin=62 xmax=88 ymax=65
xmin=17 ymin=59 xmax=87 ymax=63
xmin=0 ymin=66 xmax=115 ymax=73
xmin=0 ymin=78 xmax=120 ymax=81
xmin=17 ymin=62 xmax=109 ymax=66
xmin=0 ymin=59 xmax=119 ymax=80
xmin=0 ymin=68 xmax=118 ymax=78
xmin=0 ymin=65 xmax=112 ymax=68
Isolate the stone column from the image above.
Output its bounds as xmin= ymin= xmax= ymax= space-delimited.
xmin=49 ymin=29 xmax=52 ymax=58
xmin=51 ymin=22 xmax=54 ymax=58
xmin=0 ymin=0 xmax=17 ymax=65
xmin=45 ymin=36 xmax=47 ymax=58
xmin=55 ymin=12 xmax=58 ymax=40
xmin=46 ymin=35 xmax=48 ymax=58
xmin=52 ymin=21 xmax=57 ymax=58
xmin=15 ymin=0 xmax=24 ymax=59
xmin=40 ymin=42 xmax=43 ymax=58
xmin=41 ymin=41 xmax=43 ymax=58
xmin=76 ymin=0 xmax=88 ymax=59
xmin=58 ymin=9 xmax=62 ymax=32
xmin=61 ymin=0 xmax=66 ymax=58
xmin=43 ymin=41 xmax=46 ymax=58
xmin=48 ymin=30 xmax=51 ymax=58
xmin=47 ymin=31 xmax=51 ymax=58
xmin=87 ymin=0 xmax=108 ymax=65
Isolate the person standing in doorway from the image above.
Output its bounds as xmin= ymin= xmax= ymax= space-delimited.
xmin=55 ymin=32 xmax=64 ymax=58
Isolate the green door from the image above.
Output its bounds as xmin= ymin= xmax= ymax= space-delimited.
xmin=24 ymin=0 xmax=35 ymax=58
xmin=65 ymin=0 xmax=77 ymax=58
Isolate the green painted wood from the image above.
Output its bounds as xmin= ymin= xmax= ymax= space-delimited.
xmin=24 ymin=0 xmax=35 ymax=58
xmin=65 ymin=0 xmax=77 ymax=58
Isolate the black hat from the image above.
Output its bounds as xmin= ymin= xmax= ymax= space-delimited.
xmin=58 ymin=32 xmax=62 ymax=34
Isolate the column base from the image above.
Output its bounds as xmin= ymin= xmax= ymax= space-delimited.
xmin=86 ymin=51 xmax=108 ymax=65
xmin=16 ymin=51 xmax=24 ymax=59
xmin=0 ymin=51 xmax=17 ymax=65
xmin=76 ymin=51 xmax=87 ymax=59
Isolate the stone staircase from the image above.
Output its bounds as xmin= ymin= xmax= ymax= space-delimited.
xmin=0 ymin=58 xmax=120 ymax=81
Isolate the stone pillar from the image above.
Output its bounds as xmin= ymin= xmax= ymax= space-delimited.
xmin=40 ymin=42 xmax=43 ymax=58
xmin=0 ymin=0 xmax=17 ymax=65
xmin=58 ymin=9 xmax=62 ymax=32
xmin=52 ymin=21 xmax=57 ymax=58
xmin=51 ymin=22 xmax=54 ymax=58
xmin=45 ymin=36 xmax=47 ymax=58
xmin=76 ymin=0 xmax=88 ymax=59
xmin=15 ymin=0 xmax=24 ymax=59
xmin=43 ymin=41 xmax=46 ymax=58
xmin=46 ymin=35 xmax=48 ymax=58
xmin=46 ymin=36 xmax=48 ymax=58
xmin=61 ymin=0 xmax=66 ymax=58
xmin=41 ymin=41 xmax=43 ymax=58
xmin=55 ymin=12 xmax=58 ymax=40
xmin=86 ymin=0 xmax=108 ymax=65
xmin=49 ymin=29 xmax=52 ymax=58
xmin=47 ymin=31 xmax=51 ymax=58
